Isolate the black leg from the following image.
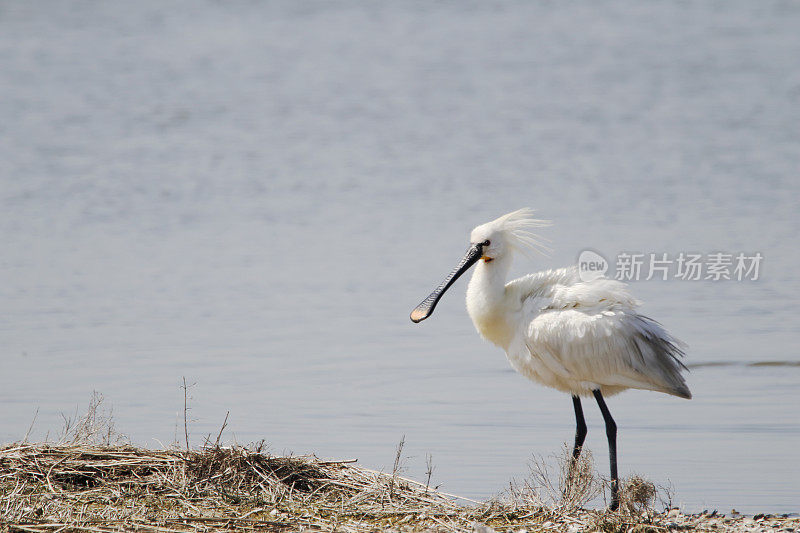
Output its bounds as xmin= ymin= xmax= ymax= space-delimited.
xmin=564 ymin=395 xmax=589 ymax=499
xmin=593 ymin=390 xmax=619 ymax=511
xmin=571 ymin=395 xmax=587 ymax=462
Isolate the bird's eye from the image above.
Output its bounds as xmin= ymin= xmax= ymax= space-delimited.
xmin=482 ymin=239 xmax=490 ymax=246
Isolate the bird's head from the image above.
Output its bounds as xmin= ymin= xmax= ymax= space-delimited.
xmin=410 ymin=208 xmax=550 ymax=323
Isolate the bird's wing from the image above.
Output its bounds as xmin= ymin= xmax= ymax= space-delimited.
xmin=518 ymin=275 xmax=691 ymax=398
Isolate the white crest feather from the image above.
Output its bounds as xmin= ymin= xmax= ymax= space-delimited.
xmin=494 ymin=208 xmax=552 ymax=257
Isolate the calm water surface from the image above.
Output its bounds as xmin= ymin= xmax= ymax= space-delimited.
xmin=1 ymin=1 xmax=799 ymax=514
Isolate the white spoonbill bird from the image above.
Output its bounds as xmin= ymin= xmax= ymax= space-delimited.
xmin=410 ymin=208 xmax=691 ymax=510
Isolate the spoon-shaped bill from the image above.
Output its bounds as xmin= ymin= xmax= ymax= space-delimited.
xmin=410 ymin=244 xmax=483 ymax=323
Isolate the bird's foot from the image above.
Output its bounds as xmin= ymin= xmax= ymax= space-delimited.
xmin=608 ymin=480 xmax=619 ymax=511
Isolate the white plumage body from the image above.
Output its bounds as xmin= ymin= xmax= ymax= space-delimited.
xmin=467 ymin=262 xmax=691 ymax=399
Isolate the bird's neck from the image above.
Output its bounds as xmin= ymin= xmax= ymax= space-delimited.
xmin=466 ymin=255 xmax=514 ymax=349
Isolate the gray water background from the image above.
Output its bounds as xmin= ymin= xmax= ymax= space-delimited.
xmin=1 ymin=1 xmax=799 ymax=514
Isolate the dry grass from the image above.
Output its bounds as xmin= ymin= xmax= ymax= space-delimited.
xmin=3 ymin=442 xmax=800 ymax=533
xmin=510 ymin=444 xmax=603 ymax=513
xmin=52 ymin=392 xmax=125 ymax=448
xmin=0 ymin=440 xmax=677 ymax=533
xmin=0 ymin=440 xmax=699 ymax=533
xmin=0 ymin=442 xmax=463 ymax=532
xmin=4 ymin=396 xmax=793 ymax=532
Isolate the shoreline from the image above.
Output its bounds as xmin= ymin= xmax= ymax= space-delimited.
xmin=1 ymin=442 xmax=797 ymax=532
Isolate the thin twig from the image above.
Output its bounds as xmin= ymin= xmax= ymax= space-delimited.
xmin=182 ymin=377 xmax=190 ymax=452
xmin=389 ymin=435 xmax=405 ymax=500
xmin=24 ymin=407 xmax=40 ymax=443
xmin=425 ymin=453 xmax=434 ymax=493
xmin=214 ymin=411 xmax=230 ymax=448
